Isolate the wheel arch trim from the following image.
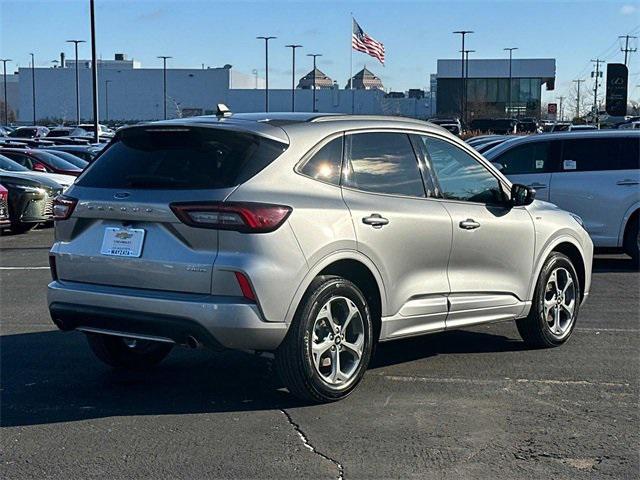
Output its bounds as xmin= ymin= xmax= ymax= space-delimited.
xmin=618 ymin=202 xmax=640 ymax=247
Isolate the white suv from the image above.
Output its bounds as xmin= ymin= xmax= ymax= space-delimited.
xmin=486 ymin=131 xmax=640 ymax=263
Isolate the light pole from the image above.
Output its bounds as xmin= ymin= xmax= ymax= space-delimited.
xmin=105 ymin=80 xmax=112 ymax=122
xmin=89 ymin=0 xmax=99 ymax=142
xmin=30 ymin=53 xmax=36 ymax=125
xmin=157 ymin=56 xmax=172 ymax=120
xmin=461 ymin=49 xmax=475 ymax=123
xmin=453 ymin=31 xmax=473 ymax=123
xmin=504 ymin=47 xmax=518 ymax=117
xmin=0 ymin=59 xmax=10 ymax=125
xmin=572 ymin=79 xmax=584 ymax=119
xmin=256 ymin=36 xmax=276 ymax=112
xmin=66 ymin=39 xmax=86 ymax=125
xmin=307 ymin=53 xmax=322 ymax=112
xmin=285 ymin=44 xmax=302 ymax=112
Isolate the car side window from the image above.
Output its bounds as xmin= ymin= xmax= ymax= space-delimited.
xmin=496 ymin=141 xmax=554 ymax=174
xmin=342 ymin=132 xmax=426 ymax=197
xmin=421 ymin=136 xmax=504 ymax=204
xmin=561 ymin=137 xmax=639 ymax=172
xmin=299 ymin=136 xmax=343 ymax=185
xmin=3 ymin=152 xmax=33 ymax=169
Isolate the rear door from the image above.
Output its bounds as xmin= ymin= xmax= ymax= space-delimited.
xmin=340 ymin=131 xmax=452 ymax=339
xmin=490 ymin=140 xmax=559 ymax=201
xmin=55 ymin=125 xmax=287 ymax=294
xmin=549 ymin=135 xmax=640 ymax=247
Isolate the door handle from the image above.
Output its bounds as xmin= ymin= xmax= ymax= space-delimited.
xmin=362 ymin=213 xmax=389 ymax=228
xmin=616 ymin=179 xmax=640 ymax=186
xmin=528 ymin=182 xmax=547 ymax=189
xmin=459 ymin=219 xmax=481 ymax=230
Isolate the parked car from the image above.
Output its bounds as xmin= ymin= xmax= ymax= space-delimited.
xmin=44 ymin=144 xmax=100 ymax=163
xmin=466 ymin=134 xmax=502 ymax=147
xmin=469 ymin=118 xmax=518 ymax=134
xmin=46 ymin=127 xmax=78 ymax=138
xmin=75 ymin=123 xmax=115 ymax=137
xmin=427 ymin=118 xmax=462 ymax=135
xmin=0 ymin=148 xmax=83 ymax=176
xmin=486 ymin=130 xmax=639 ymax=261
xmin=516 ymin=118 xmax=540 ymax=133
xmin=0 ymin=171 xmax=62 ymax=233
xmin=0 ymin=154 xmax=75 ymax=190
xmin=39 ymin=149 xmax=89 ymax=170
xmin=6 ymin=126 xmax=50 ymax=138
xmin=48 ymin=113 xmax=592 ymax=402
xmin=568 ymin=124 xmax=598 ymax=131
xmin=0 ymin=184 xmax=10 ymax=231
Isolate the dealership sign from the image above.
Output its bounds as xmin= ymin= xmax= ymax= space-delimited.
xmin=606 ymin=63 xmax=628 ymax=116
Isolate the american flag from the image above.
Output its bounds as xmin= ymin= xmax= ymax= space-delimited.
xmin=352 ymin=19 xmax=385 ymax=65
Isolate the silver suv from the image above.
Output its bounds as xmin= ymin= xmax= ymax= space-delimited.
xmin=48 ymin=113 xmax=593 ymax=402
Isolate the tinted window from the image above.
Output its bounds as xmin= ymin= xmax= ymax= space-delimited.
xmin=43 ymin=150 xmax=89 ymax=169
xmin=30 ymin=151 xmax=81 ymax=171
xmin=561 ymin=137 xmax=640 ymax=172
xmin=299 ymin=136 xmax=343 ymax=185
xmin=342 ymin=133 xmax=425 ymax=197
xmin=8 ymin=128 xmax=37 ymax=138
xmin=496 ymin=141 xmax=554 ymax=174
xmin=422 ymin=136 xmax=504 ymax=203
xmin=2 ymin=152 xmax=33 ymax=169
xmin=77 ymin=127 xmax=287 ymax=189
xmin=0 ymin=155 xmax=30 ymax=172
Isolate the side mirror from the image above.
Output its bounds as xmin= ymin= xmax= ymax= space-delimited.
xmin=32 ymin=162 xmax=47 ymax=172
xmin=511 ymin=183 xmax=536 ymax=206
xmin=491 ymin=162 xmax=505 ymax=172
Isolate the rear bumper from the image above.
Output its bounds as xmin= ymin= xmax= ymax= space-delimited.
xmin=47 ymin=281 xmax=288 ymax=351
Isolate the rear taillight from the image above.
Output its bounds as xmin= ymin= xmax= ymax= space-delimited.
xmin=234 ymin=272 xmax=257 ymax=302
xmin=49 ymin=255 xmax=58 ymax=281
xmin=52 ymin=195 xmax=78 ymax=220
xmin=170 ymin=202 xmax=292 ymax=233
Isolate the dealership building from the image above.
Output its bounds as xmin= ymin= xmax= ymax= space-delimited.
xmin=435 ymin=58 xmax=556 ymax=119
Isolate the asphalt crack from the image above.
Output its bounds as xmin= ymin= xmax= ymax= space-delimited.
xmin=280 ymin=409 xmax=345 ymax=480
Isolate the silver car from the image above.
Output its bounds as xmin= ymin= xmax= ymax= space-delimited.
xmin=48 ymin=113 xmax=593 ymax=402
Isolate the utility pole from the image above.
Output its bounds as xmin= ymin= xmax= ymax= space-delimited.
xmin=619 ymin=35 xmax=637 ymax=66
xmin=572 ymin=79 xmax=584 ymax=119
xmin=591 ymin=59 xmax=604 ymax=123
xmin=0 ymin=59 xmax=10 ymax=125
xmin=30 ymin=53 xmax=36 ymax=125
xmin=66 ymin=39 xmax=86 ymax=125
xmin=285 ymin=44 xmax=302 ymax=112
xmin=105 ymin=80 xmax=111 ymax=122
xmin=453 ymin=31 xmax=473 ymax=123
xmin=461 ymin=49 xmax=475 ymax=123
xmin=157 ymin=56 xmax=172 ymax=120
xmin=557 ymin=96 xmax=565 ymax=122
xmin=256 ymin=36 xmax=276 ymax=112
xmin=307 ymin=53 xmax=322 ymax=112
xmin=504 ymin=47 xmax=518 ymax=117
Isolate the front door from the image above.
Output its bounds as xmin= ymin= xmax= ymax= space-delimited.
xmin=418 ymin=134 xmax=536 ymax=328
xmin=340 ymin=131 xmax=452 ymax=340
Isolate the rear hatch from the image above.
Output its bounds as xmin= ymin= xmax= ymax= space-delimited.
xmin=54 ymin=124 xmax=287 ymax=294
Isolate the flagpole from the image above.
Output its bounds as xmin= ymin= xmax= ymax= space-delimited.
xmin=350 ymin=14 xmax=354 ymax=114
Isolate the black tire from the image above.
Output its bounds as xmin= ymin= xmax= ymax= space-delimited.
xmin=276 ymin=275 xmax=373 ymax=403
xmin=623 ymin=215 xmax=639 ymax=266
xmin=516 ymin=252 xmax=580 ymax=348
xmin=86 ymin=333 xmax=173 ymax=369
xmin=11 ymin=222 xmax=37 ymax=234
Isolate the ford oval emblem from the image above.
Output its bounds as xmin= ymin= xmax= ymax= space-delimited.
xmin=114 ymin=192 xmax=131 ymax=199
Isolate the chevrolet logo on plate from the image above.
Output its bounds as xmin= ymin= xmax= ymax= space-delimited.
xmin=115 ymin=231 xmax=133 ymax=240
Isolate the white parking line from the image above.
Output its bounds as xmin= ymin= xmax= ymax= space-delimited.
xmin=576 ymin=327 xmax=640 ymax=333
xmin=0 ymin=266 xmax=50 ymax=270
xmin=378 ymin=374 xmax=630 ymax=388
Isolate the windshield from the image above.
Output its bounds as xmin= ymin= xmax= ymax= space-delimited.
xmin=0 ymin=155 xmax=30 ymax=172
xmin=8 ymin=128 xmax=37 ymax=138
xmin=43 ymin=150 xmax=88 ymax=168
xmin=29 ymin=150 xmax=82 ymax=171
xmin=78 ymin=126 xmax=287 ymax=189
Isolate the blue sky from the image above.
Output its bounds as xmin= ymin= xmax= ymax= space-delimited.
xmin=1 ymin=0 xmax=639 ymax=102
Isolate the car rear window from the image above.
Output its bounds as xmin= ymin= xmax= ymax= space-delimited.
xmin=77 ymin=126 xmax=287 ymax=189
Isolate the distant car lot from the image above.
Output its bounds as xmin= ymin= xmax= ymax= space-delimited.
xmin=1 ymin=228 xmax=638 ymax=479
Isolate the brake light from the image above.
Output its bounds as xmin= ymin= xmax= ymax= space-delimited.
xmin=52 ymin=195 xmax=78 ymax=220
xmin=170 ymin=202 xmax=292 ymax=233
xmin=234 ymin=272 xmax=256 ymax=301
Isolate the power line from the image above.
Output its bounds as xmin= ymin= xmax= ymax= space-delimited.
xmin=619 ymin=35 xmax=638 ymax=66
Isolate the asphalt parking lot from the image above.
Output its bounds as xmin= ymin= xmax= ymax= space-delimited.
xmin=1 ymin=227 xmax=638 ymax=479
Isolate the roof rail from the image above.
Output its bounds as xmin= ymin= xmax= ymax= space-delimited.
xmin=310 ymin=114 xmax=429 ymax=125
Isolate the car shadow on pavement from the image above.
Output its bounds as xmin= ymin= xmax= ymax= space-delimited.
xmin=592 ymin=256 xmax=639 ymax=273
xmin=1 ymin=327 xmax=524 ymax=428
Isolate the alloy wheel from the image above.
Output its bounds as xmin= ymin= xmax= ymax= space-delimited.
xmin=543 ymin=267 xmax=577 ymax=338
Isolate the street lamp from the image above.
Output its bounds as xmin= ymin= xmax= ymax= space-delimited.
xmin=285 ymin=44 xmax=303 ymax=112
xmin=66 ymin=39 xmax=86 ymax=125
xmin=461 ymin=49 xmax=475 ymax=123
xmin=453 ymin=31 xmax=473 ymax=123
xmin=504 ymin=47 xmax=518 ymax=117
xmin=105 ymin=80 xmax=112 ymax=122
xmin=0 ymin=59 xmax=11 ymax=125
xmin=307 ymin=53 xmax=322 ymax=112
xmin=256 ymin=36 xmax=276 ymax=112
xmin=157 ymin=56 xmax=172 ymax=120
xmin=30 ymin=53 xmax=36 ymax=125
